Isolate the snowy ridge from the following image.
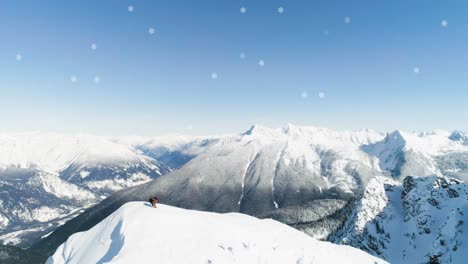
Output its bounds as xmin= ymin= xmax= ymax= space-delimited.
xmin=33 ymin=125 xmax=468 ymax=261
xmin=0 ymin=132 xmax=145 ymax=174
xmin=0 ymin=132 xmax=171 ymax=247
xmin=331 ymin=175 xmax=467 ymax=264
xmin=47 ymin=202 xmax=386 ymax=264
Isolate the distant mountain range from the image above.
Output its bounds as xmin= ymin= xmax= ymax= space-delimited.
xmin=0 ymin=125 xmax=467 ymax=263
xmin=0 ymin=133 xmax=170 ymax=247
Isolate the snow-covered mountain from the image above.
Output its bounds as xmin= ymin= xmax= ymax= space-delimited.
xmin=362 ymin=130 xmax=468 ymax=180
xmin=0 ymin=133 xmax=171 ymax=247
xmin=0 ymin=125 xmax=468 ymax=262
xmin=330 ymin=175 xmax=467 ymax=263
xmin=113 ymin=134 xmax=217 ymax=169
xmin=47 ymin=202 xmax=386 ymax=264
xmin=32 ymin=125 xmax=468 ymax=262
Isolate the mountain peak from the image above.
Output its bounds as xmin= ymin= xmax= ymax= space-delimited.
xmin=47 ymin=202 xmax=386 ymax=264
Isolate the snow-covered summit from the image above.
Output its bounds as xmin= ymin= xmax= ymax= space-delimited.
xmin=0 ymin=132 xmax=154 ymax=174
xmin=47 ymin=202 xmax=386 ymax=264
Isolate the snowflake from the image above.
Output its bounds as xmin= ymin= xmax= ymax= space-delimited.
xmin=413 ymin=67 xmax=420 ymax=74
xmin=240 ymin=7 xmax=247 ymax=14
xmin=15 ymin=53 xmax=22 ymax=61
xmin=93 ymin=76 xmax=101 ymax=83
xmin=211 ymin=72 xmax=218 ymax=79
xmin=70 ymin=76 xmax=78 ymax=83
xmin=148 ymin=27 xmax=156 ymax=35
xmin=91 ymin=43 xmax=97 ymax=50
xmin=300 ymin=91 xmax=308 ymax=99
xmin=128 ymin=5 xmax=134 ymax=12
xmin=240 ymin=52 xmax=246 ymax=59
xmin=258 ymin=59 xmax=265 ymax=67
xmin=441 ymin=20 xmax=448 ymax=27
xmin=344 ymin=16 xmax=351 ymax=24
xmin=277 ymin=7 xmax=284 ymax=14
xmin=318 ymin=92 xmax=326 ymax=99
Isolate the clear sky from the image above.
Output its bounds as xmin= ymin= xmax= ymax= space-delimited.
xmin=1 ymin=0 xmax=467 ymax=135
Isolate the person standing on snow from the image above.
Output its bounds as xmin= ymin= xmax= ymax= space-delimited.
xmin=149 ymin=197 xmax=158 ymax=208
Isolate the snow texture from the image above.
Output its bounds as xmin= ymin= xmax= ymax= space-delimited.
xmin=47 ymin=202 xmax=386 ymax=264
xmin=331 ymin=175 xmax=467 ymax=264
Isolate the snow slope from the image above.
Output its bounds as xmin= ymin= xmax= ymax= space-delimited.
xmin=0 ymin=132 xmax=170 ymax=247
xmin=34 ymin=125 xmax=468 ymax=259
xmin=47 ymin=202 xmax=386 ymax=264
xmin=331 ymin=175 xmax=467 ymax=263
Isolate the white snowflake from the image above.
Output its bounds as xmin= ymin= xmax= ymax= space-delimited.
xmin=128 ymin=5 xmax=134 ymax=12
xmin=344 ymin=16 xmax=351 ymax=24
xmin=240 ymin=52 xmax=246 ymax=59
xmin=70 ymin=76 xmax=78 ymax=83
xmin=93 ymin=76 xmax=101 ymax=83
xmin=318 ymin=92 xmax=326 ymax=99
xmin=277 ymin=7 xmax=284 ymax=14
xmin=211 ymin=72 xmax=218 ymax=79
xmin=15 ymin=53 xmax=22 ymax=61
xmin=441 ymin=20 xmax=448 ymax=27
xmin=240 ymin=7 xmax=247 ymax=14
xmin=91 ymin=43 xmax=97 ymax=50
xmin=300 ymin=91 xmax=308 ymax=99
xmin=148 ymin=27 xmax=156 ymax=35
xmin=258 ymin=59 xmax=265 ymax=67
xmin=413 ymin=67 xmax=420 ymax=74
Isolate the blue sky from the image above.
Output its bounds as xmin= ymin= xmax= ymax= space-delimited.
xmin=1 ymin=0 xmax=467 ymax=135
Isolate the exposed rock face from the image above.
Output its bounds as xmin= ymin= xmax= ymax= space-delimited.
xmin=331 ymin=175 xmax=467 ymax=264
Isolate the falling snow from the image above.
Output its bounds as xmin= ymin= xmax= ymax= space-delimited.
xmin=240 ymin=52 xmax=246 ymax=59
xmin=344 ymin=16 xmax=351 ymax=24
xmin=277 ymin=7 xmax=284 ymax=14
xmin=258 ymin=60 xmax=265 ymax=67
xmin=128 ymin=5 xmax=134 ymax=12
xmin=318 ymin=92 xmax=326 ymax=99
xmin=94 ymin=76 xmax=101 ymax=83
xmin=301 ymin=92 xmax=308 ymax=99
xmin=148 ymin=27 xmax=156 ymax=35
xmin=211 ymin=72 xmax=218 ymax=79
xmin=441 ymin=20 xmax=448 ymax=27
xmin=15 ymin=53 xmax=22 ymax=61
xmin=70 ymin=76 xmax=78 ymax=83
xmin=240 ymin=7 xmax=247 ymax=14
xmin=413 ymin=67 xmax=420 ymax=74
xmin=91 ymin=43 xmax=97 ymax=50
